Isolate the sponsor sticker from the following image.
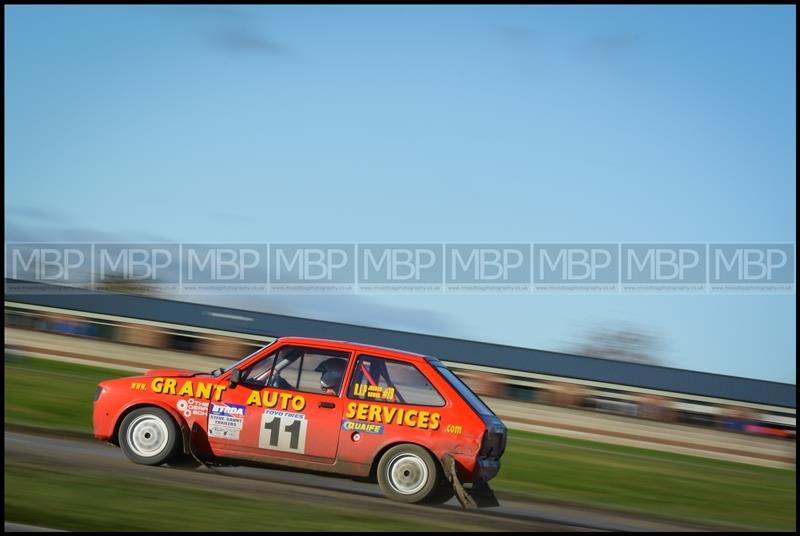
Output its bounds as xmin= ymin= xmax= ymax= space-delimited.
xmin=259 ymin=409 xmax=308 ymax=453
xmin=341 ymin=420 xmax=384 ymax=435
xmin=352 ymin=383 xmax=396 ymax=401
xmin=208 ymin=403 xmax=246 ymax=440
xmin=176 ymin=398 xmax=208 ymax=418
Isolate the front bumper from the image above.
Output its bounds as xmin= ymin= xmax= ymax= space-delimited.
xmin=92 ymin=401 xmax=115 ymax=441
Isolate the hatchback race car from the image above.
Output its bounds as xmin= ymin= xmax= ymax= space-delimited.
xmin=93 ymin=337 xmax=507 ymax=506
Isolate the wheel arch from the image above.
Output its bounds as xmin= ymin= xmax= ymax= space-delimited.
xmin=368 ymin=441 xmax=443 ymax=482
xmin=111 ymin=401 xmax=190 ymax=454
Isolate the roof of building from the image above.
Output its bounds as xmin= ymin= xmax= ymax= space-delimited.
xmin=5 ymin=279 xmax=795 ymax=408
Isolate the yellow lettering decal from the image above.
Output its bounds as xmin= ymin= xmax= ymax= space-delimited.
xmin=262 ymin=391 xmax=278 ymax=408
xmin=279 ymin=392 xmax=292 ymax=410
xmin=354 ymin=384 xmax=368 ymax=398
xmin=383 ymin=387 xmax=395 ymax=401
xmin=404 ymin=410 xmax=418 ymax=427
xmin=429 ymin=413 xmax=441 ymax=431
xmin=418 ymin=411 xmax=430 ymax=429
xmin=163 ymin=378 xmax=177 ymax=395
xmin=195 ymin=382 xmax=212 ymax=400
xmin=213 ymin=385 xmax=227 ymax=401
xmin=151 ymin=377 xmax=164 ymax=393
xmin=396 ymin=408 xmax=405 ymax=425
xmin=368 ymin=405 xmax=381 ymax=422
xmin=346 ymin=403 xmax=357 ymax=419
xmin=246 ymin=391 xmax=262 ymax=406
xmin=382 ymin=406 xmax=397 ymax=423
xmin=178 ymin=381 xmax=194 ymax=397
xmin=356 ymin=403 xmax=369 ymax=421
xmin=291 ymin=395 xmax=306 ymax=412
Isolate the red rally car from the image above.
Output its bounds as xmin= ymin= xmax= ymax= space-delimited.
xmin=93 ymin=337 xmax=507 ymax=506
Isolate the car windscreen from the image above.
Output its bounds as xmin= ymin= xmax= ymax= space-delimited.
xmin=434 ymin=365 xmax=495 ymax=417
xmin=221 ymin=342 xmax=275 ymax=374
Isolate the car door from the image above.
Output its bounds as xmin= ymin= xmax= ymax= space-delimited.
xmin=336 ymin=353 xmax=448 ymax=467
xmin=207 ymin=344 xmax=351 ymax=465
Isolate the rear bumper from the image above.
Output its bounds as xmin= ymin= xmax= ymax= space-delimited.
xmin=475 ymin=457 xmax=500 ymax=482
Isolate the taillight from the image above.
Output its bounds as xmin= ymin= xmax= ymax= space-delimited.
xmin=94 ymin=385 xmax=103 ymax=401
xmin=479 ymin=427 xmax=507 ymax=458
xmin=479 ymin=430 xmax=490 ymax=456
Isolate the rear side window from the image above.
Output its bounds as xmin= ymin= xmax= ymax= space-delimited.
xmin=435 ymin=365 xmax=495 ymax=417
xmin=347 ymin=355 xmax=445 ymax=407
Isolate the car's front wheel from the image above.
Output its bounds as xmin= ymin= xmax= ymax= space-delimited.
xmin=377 ymin=444 xmax=443 ymax=503
xmin=119 ymin=407 xmax=180 ymax=465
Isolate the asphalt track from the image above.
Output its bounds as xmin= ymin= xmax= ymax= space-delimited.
xmin=5 ymin=430 xmax=722 ymax=532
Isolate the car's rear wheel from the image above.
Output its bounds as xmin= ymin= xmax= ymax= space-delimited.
xmin=119 ymin=407 xmax=179 ymax=465
xmin=377 ymin=444 xmax=443 ymax=503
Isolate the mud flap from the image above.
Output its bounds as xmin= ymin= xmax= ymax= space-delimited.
xmin=442 ymin=455 xmax=500 ymax=509
xmin=188 ymin=422 xmax=221 ymax=472
xmin=466 ymin=479 xmax=500 ymax=508
xmin=443 ymin=454 xmax=477 ymax=509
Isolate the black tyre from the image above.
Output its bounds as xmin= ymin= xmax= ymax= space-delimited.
xmin=377 ymin=444 xmax=443 ymax=504
xmin=119 ymin=407 xmax=180 ymax=466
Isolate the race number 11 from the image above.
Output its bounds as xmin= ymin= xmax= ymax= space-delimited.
xmin=259 ymin=411 xmax=308 ymax=454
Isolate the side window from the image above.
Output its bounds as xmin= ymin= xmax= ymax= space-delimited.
xmin=241 ymin=346 xmax=350 ymax=396
xmin=240 ymin=352 xmax=278 ymax=387
xmin=347 ymin=355 xmax=445 ymax=407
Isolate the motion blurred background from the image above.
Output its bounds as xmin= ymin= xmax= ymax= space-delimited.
xmin=5 ymin=4 xmax=796 ymax=532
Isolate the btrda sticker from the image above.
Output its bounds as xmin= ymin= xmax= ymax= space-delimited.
xmin=208 ymin=403 xmax=246 ymax=440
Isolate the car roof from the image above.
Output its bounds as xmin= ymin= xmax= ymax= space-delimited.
xmin=274 ymin=336 xmax=430 ymax=361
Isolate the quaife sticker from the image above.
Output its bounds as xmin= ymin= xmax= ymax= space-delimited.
xmin=341 ymin=420 xmax=384 ymax=434
xmin=208 ymin=403 xmax=246 ymax=440
xmin=259 ymin=409 xmax=307 ymax=454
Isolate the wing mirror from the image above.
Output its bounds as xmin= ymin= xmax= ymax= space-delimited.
xmin=229 ymin=369 xmax=241 ymax=387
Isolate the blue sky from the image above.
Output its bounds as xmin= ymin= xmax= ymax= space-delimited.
xmin=5 ymin=5 xmax=796 ymax=382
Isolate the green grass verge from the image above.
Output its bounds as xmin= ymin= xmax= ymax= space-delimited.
xmin=4 ymin=355 xmax=797 ymax=531
xmin=494 ymin=429 xmax=795 ymax=531
xmin=4 ymin=354 xmax=131 ymax=434
xmin=5 ymin=459 xmax=464 ymax=532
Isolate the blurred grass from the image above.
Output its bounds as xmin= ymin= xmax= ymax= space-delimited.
xmin=4 ymin=355 xmax=797 ymax=531
xmin=495 ymin=430 xmax=796 ymax=531
xmin=4 ymin=354 xmax=131 ymax=434
xmin=5 ymin=460 xmax=463 ymax=531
